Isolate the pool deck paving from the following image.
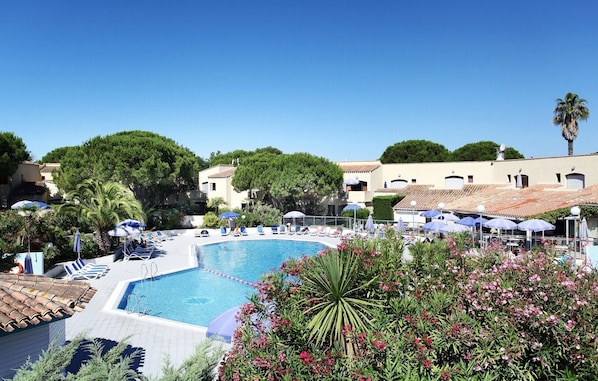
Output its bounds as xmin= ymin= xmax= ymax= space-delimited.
xmin=64 ymin=227 xmax=341 ymax=378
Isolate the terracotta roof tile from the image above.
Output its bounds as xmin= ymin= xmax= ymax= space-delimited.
xmin=208 ymin=167 xmax=236 ymax=178
xmin=393 ymin=184 xmax=598 ymax=219
xmin=338 ymin=163 xmax=380 ymax=172
xmin=0 ymin=274 xmax=96 ymax=333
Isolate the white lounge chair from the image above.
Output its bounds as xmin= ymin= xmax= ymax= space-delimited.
xmin=63 ymin=263 xmax=103 ymax=280
xmin=257 ymin=225 xmax=265 ymax=235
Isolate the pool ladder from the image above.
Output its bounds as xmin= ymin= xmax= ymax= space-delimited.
xmin=141 ymin=262 xmax=158 ymax=281
xmin=126 ymin=293 xmax=149 ymax=316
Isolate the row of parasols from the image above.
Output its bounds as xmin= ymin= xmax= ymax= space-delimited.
xmin=419 ymin=211 xmax=559 ymax=234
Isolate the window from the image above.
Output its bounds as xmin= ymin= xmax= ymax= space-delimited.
xmin=211 ymin=183 xmax=216 ymax=191
xmin=468 ymin=175 xmax=473 ymax=183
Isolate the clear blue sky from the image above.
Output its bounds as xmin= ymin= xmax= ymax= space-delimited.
xmin=2 ymin=1 xmax=597 ymax=162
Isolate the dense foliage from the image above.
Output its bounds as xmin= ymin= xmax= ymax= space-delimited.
xmin=0 ymin=132 xmax=31 ymax=180
xmin=380 ymin=140 xmax=526 ymax=163
xmin=552 ymin=92 xmax=590 ymax=156
xmin=380 ymin=140 xmax=451 ymax=164
xmin=450 ymin=141 xmax=524 ymax=161
xmin=220 ymin=232 xmax=598 ymax=380
xmin=232 ymin=152 xmax=344 ymax=215
xmin=208 ymin=147 xmax=282 ymax=166
xmin=59 ymin=179 xmax=144 ymax=255
xmin=0 ymin=209 xmax=77 ymax=272
xmin=9 ymin=335 xmax=225 ymax=381
xmin=52 ymin=130 xmax=200 ymax=207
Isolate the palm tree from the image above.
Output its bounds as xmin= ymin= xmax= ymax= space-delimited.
xmin=299 ymin=249 xmax=382 ymax=358
xmin=60 ymin=179 xmax=144 ymax=255
xmin=552 ymin=92 xmax=590 ymax=156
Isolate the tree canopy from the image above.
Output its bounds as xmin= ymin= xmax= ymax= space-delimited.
xmin=53 ymin=131 xmax=200 ymax=207
xmin=232 ymin=152 xmax=344 ymax=215
xmin=208 ymin=146 xmax=282 ymax=166
xmin=380 ymin=140 xmax=451 ymax=163
xmin=40 ymin=146 xmax=76 ymax=163
xmin=0 ymin=132 xmax=31 ymax=180
xmin=381 ymin=139 xmax=525 ymax=163
xmin=450 ymin=141 xmax=524 ymax=161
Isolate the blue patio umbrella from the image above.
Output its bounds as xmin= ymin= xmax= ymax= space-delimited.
xmin=23 ymin=253 xmax=33 ymax=274
xmin=420 ymin=210 xmax=441 ymax=218
xmin=11 ymin=200 xmax=50 ymax=210
xmin=422 ymin=221 xmax=445 ymax=232
xmin=517 ymin=219 xmax=555 ymax=233
xmin=365 ymin=215 xmax=374 ymax=232
xmin=73 ymin=229 xmax=82 ymax=259
xmin=457 ymin=216 xmax=476 ymax=227
xmin=206 ymin=306 xmax=241 ymax=343
xmin=219 ymin=211 xmax=240 ymax=219
xmin=343 ymin=203 xmax=362 ymax=227
xmin=397 ymin=218 xmax=406 ymax=233
xmin=484 ymin=218 xmax=517 ymax=231
xmin=433 ymin=213 xmax=460 ymax=222
xmin=117 ymin=219 xmax=146 ymax=229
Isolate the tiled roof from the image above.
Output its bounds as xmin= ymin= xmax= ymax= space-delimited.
xmin=392 ymin=184 xmax=598 ymax=219
xmin=0 ymin=274 xmax=96 ymax=333
xmin=338 ymin=163 xmax=380 ymax=172
xmin=208 ymin=167 xmax=236 ymax=178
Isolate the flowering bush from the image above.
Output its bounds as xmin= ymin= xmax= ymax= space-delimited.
xmin=218 ymin=233 xmax=598 ymax=380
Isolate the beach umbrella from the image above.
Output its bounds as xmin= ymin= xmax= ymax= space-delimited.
xmin=73 ymin=229 xmax=82 ymax=259
xmin=11 ymin=200 xmax=50 ymax=210
xmin=423 ymin=221 xmax=445 ymax=232
xmin=397 ymin=218 xmax=406 ymax=233
xmin=517 ymin=219 xmax=555 ymax=233
xmin=580 ymin=217 xmax=589 ymax=255
xmin=343 ymin=203 xmax=362 ymax=227
xmin=457 ymin=216 xmax=476 ymax=227
xmin=344 ymin=178 xmax=360 ymax=185
xmin=23 ymin=253 xmax=33 ymax=274
xmin=516 ymin=173 xmax=523 ymax=188
xmin=283 ymin=211 xmax=305 ymax=226
xmin=108 ymin=226 xmax=139 ymax=237
xmin=484 ymin=218 xmax=517 ymax=230
xmin=433 ymin=213 xmax=460 ymax=222
xmin=441 ymin=223 xmax=470 ymax=233
xmin=219 ymin=211 xmax=240 ymax=219
xmin=117 ymin=219 xmax=146 ymax=229
xmin=206 ymin=306 xmax=241 ymax=343
xmin=420 ymin=210 xmax=441 ymax=218
xmin=365 ymin=215 xmax=374 ymax=232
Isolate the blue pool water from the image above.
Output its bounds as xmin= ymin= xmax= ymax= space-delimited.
xmin=118 ymin=240 xmax=327 ymax=326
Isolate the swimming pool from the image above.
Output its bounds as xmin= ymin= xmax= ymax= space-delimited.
xmin=117 ymin=240 xmax=327 ymax=327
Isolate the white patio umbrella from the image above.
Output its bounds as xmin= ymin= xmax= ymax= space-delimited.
xmin=433 ymin=213 xmax=460 ymax=222
xmin=283 ymin=211 xmax=305 ymax=227
xmin=517 ymin=219 xmax=555 ymax=249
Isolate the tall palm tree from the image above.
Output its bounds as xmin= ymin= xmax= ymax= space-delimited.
xmin=552 ymin=92 xmax=590 ymax=156
xmin=60 ymin=179 xmax=144 ymax=254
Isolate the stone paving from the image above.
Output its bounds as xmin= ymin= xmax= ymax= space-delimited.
xmin=64 ymin=228 xmax=341 ymax=378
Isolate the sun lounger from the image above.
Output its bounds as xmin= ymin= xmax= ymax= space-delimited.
xmin=257 ymin=225 xmax=265 ymax=235
xmin=232 ymin=227 xmax=241 ymax=237
xmin=124 ymin=243 xmax=155 ymax=261
xmin=271 ymin=226 xmax=278 ymax=234
xmin=220 ymin=227 xmax=228 ymax=236
xmin=279 ymin=225 xmax=287 ymax=234
xmin=240 ymin=226 xmax=248 ymax=236
xmin=297 ymin=226 xmax=309 ymax=235
xmin=328 ymin=227 xmax=343 ymax=237
xmin=311 ymin=226 xmax=324 ymax=236
xmin=63 ymin=263 xmax=103 ymax=280
xmin=74 ymin=258 xmax=109 ymax=274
